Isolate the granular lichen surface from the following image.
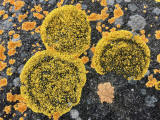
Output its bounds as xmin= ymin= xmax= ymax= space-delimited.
xmin=0 ymin=0 xmax=160 ymax=120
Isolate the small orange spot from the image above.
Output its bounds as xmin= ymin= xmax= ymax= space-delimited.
xmin=57 ymin=0 xmax=64 ymax=8
xmin=157 ymin=54 xmax=160 ymax=63
xmin=0 ymin=30 xmax=4 ymax=35
xmin=76 ymin=3 xmax=82 ymax=10
xmin=14 ymin=102 xmax=27 ymax=113
xmin=96 ymin=25 xmax=102 ymax=32
xmin=8 ymin=40 xmax=22 ymax=56
xmin=3 ymin=14 xmax=8 ymax=20
xmin=102 ymin=31 xmax=109 ymax=37
xmin=146 ymin=74 xmax=157 ymax=88
xmin=34 ymin=4 xmax=42 ymax=12
xmin=0 ymin=10 xmax=5 ymax=16
xmin=14 ymin=1 xmax=25 ymax=11
xmin=13 ymin=34 xmax=20 ymax=39
xmin=110 ymin=27 xmax=116 ymax=32
xmin=9 ymin=30 xmax=15 ymax=36
xmin=35 ymin=26 xmax=41 ymax=33
xmin=3 ymin=105 xmax=11 ymax=114
xmin=100 ymin=0 xmax=107 ymax=6
xmin=0 ymin=61 xmax=7 ymax=71
xmin=0 ymin=78 xmax=7 ymax=88
xmin=33 ymin=12 xmax=44 ymax=20
xmin=108 ymin=17 xmax=116 ymax=24
xmin=140 ymin=35 xmax=148 ymax=43
xmin=12 ymin=13 xmax=16 ymax=17
xmin=81 ymin=56 xmax=89 ymax=64
xmin=87 ymin=13 xmax=101 ymax=21
xmin=53 ymin=112 xmax=60 ymax=120
xmin=43 ymin=11 xmax=48 ymax=16
xmin=153 ymin=69 xmax=160 ymax=74
xmin=155 ymin=30 xmax=160 ymax=39
xmin=0 ymin=44 xmax=6 ymax=61
xmin=18 ymin=14 xmax=27 ymax=22
xmin=116 ymin=24 xmax=121 ymax=28
xmin=0 ymin=117 xmax=3 ymax=120
xmin=22 ymin=21 xmax=36 ymax=31
xmin=9 ymin=59 xmax=16 ymax=65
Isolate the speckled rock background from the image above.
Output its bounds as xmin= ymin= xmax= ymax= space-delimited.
xmin=0 ymin=0 xmax=160 ymax=120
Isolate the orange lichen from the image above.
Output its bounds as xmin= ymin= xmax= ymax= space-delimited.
xmin=0 ymin=30 xmax=4 ymax=35
xmin=0 ymin=117 xmax=3 ymax=120
xmin=18 ymin=14 xmax=27 ymax=22
xmin=108 ymin=17 xmax=116 ymax=24
xmin=13 ymin=34 xmax=20 ymax=39
xmin=3 ymin=0 xmax=15 ymax=6
xmin=110 ymin=27 xmax=116 ymax=32
xmin=34 ymin=4 xmax=42 ymax=12
xmin=157 ymin=54 xmax=160 ymax=63
xmin=153 ymin=69 xmax=160 ymax=74
xmin=19 ymin=117 xmax=24 ymax=120
xmin=3 ymin=14 xmax=8 ymax=20
xmin=43 ymin=11 xmax=48 ymax=16
xmin=0 ymin=10 xmax=5 ymax=16
xmin=96 ymin=25 xmax=102 ymax=32
xmin=14 ymin=0 xmax=25 ymax=11
xmin=97 ymin=82 xmax=114 ymax=103
xmin=102 ymin=31 xmax=109 ymax=37
xmin=33 ymin=12 xmax=44 ymax=20
xmin=76 ymin=3 xmax=82 ymax=10
xmin=9 ymin=59 xmax=16 ymax=65
xmin=90 ymin=45 xmax=95 ymax=53
xmin=139 ymin=35 xmax=149 ymax=43
xmin=53 ymin=112 xmax=60 ymax=120
xmin=0 ymin=61 xmax=7 ymax=71
xmin=146 ymin=74 xmax=157 ymax=88
xmin=35 ymin=26 xmax=41 ymax=33
xmin=22 ymin=21 xmax=36 ymax=31
xmin=0 ymin=44 xmax=6 ymax=61
xmin=88 ymin=7 xmax=108 ymax=21
xmin=100 ymin=0 xmax=107 ymax=6
xmin=81 ymin=56 xmax=89 ymax=64
xmin=14 ymin=102 xmax=27 ymax=113
xmin=57 ymin=0 xmax=64 ymax=8
xmin=114 ymin=4 xmax=124 ymax=18
xmin=8 ymin=40 xmax=22 ymax=56
xmin=0 ymin=78 xmax=7 ymax=88
xmin=7 ymin=93 xmax=26 ymax=103
xmin=155 ymin=30 xmax=160 ymax=39
xmin=9 ymin=30 xmax=15 ymax=36
xmin=3 ymin=105 xmax=11 ymax=114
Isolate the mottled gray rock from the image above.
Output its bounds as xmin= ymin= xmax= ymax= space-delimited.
xmin=114 ymin=17 xmax=124 ymax=25
xmin=49 ymin=0 xmax=56 ymax=4
xmin=76 ymin=117 xmax=82 ymax=120
xmin=82 ymin=4 xmax=87 ymax=10
xmin=0 ymin=20 xmax=13 ymax=30
xmin=127 ymin=14 xmax=146 ymax=30
xmin=70 ymin=109 xmax=79 ymax=119
xmin=124 ymin=0 xmax=131 ymax=2
xmin=107 ymin=0 xmax=115 ymax=6
xmin=17 ymin=64 xmax=24 ymax=74
xmin=13 ymin=77 xmax=21 ymax=87
xmin=145 ymin=95 xmax=158 ymax=107
xmin=116 ymin=0 xmax=123 ymax=3
xmin=128 ymin=3 xmax=138 ymax=12
xmin=152 ymin=8 xmax=160 ymax=15
xmin=140 ymin=89 xmax=146 ymax=95
xmin=144 ymin=70 xmax=150 ymax=77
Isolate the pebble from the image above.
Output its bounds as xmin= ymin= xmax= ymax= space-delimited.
xmin=70 ymin=109 xmax=79 ymax=119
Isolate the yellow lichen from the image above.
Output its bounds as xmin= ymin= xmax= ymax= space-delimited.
xmin=155 ymin=30 xmax=160 ymax=39
xmin=91 ymin=30 xmax=150 ymax=80
xmin=20 ymin=50 xmax=86 ymax=118
xmin=40 ymin=5 xmax=91 ymax=57
xmin=146 ymin=74 xmax=157 ymax=88
xmin=155 ymin=81 xmax=160 ymax=90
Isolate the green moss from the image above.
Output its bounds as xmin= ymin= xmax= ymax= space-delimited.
xmin=20 ymin=50 xmax=86 ymax=118
xmin=92 ymin=30 xmax=150 ymax=80
xmin=40 ymin=5 xmax=91 ymax=57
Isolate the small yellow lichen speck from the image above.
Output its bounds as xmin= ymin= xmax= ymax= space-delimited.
xmin=91 ymin=30 xmax=150 ymax=80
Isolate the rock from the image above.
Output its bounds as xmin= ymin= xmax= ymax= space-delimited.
xmin=70 ymin=109 xmax=79 ymax=119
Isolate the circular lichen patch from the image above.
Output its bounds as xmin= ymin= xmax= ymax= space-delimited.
xmin=40 ymin=5 xmax=91 ymax=57
xmin=91 ymin=30 xmax=150 ymax=80
xmin=20 ymin=50 xmax=86 ymax=118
